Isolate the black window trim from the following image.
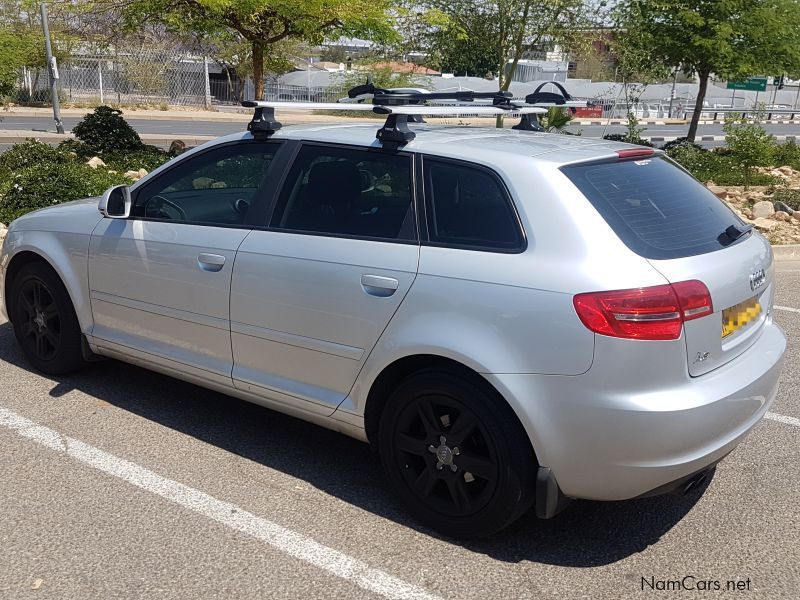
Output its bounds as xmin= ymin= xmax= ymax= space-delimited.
xmin=128 ymin=138 xmax=288 ymax=230
xmin=256 ymin=140 xmax=421 ymax=246
xmin=419 ymin=154 xmax=528 ymax=254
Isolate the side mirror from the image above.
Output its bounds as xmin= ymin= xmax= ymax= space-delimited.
xmin=98 ymin=185 xmax=131 ymax=219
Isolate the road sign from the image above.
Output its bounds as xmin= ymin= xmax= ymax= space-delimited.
xmin=727 ymin=77 xmax=768 ymax=91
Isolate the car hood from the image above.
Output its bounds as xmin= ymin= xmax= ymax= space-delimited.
xmin=9 ymin=196 xmax=104 ymax=235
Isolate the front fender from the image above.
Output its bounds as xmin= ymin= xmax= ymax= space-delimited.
xmin=1 ymin=229 xmax=94 ymax=333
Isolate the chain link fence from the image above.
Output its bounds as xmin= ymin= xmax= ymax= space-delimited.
xmin=22 ymin=55 xmax=209 ymax=107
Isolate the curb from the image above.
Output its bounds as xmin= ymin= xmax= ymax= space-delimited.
xmin=3 ymin=107 xmax=251 ymax=123
xmin=0 ymin=130 xmax=215 ymax=147
xmin=771 ymin=244 xmax=800 ymax=260
xmin=644 ymin=135 xmax=798 ymax=143
xmin=696 ymin=119 xmax=800 ymax=125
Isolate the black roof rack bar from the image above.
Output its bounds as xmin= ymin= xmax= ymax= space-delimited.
xmin=242 ymin=100 xmax=282 ymax=141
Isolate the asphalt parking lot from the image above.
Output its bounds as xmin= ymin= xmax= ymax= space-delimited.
xmin=1 ymin=262 xmax=799 ymax=600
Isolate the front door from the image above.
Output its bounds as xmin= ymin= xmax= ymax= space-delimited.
xmin=230 ymin=143 xmax=419 ymax=413
xmin=88 ymin=141 xmax=283 ymax=386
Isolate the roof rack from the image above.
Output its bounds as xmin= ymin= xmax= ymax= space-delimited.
xmin=242 ymin=82 xmax=587 ymax=146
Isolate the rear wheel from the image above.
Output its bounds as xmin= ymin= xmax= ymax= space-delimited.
xmin=378 ymin=369 xmax=536 ymax=538
xmin=11 ymin=262 xmax=87 ymax=374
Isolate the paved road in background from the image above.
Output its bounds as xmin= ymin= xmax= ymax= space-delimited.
xmin=2 ymin=114 xmax=799 ymax=147
xmin=1 ymin=261 xmax=799 ymax=599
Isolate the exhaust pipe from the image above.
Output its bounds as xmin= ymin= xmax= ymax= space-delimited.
xmin=680 ymin=470 xmax=710 ymax=496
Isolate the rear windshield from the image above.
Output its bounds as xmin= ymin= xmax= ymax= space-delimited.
xmin=561 ymin=156 xmax=744 ymax=260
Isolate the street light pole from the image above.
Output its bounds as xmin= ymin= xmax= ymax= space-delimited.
xmin=39 ymin=3 xmax=64 ymax=134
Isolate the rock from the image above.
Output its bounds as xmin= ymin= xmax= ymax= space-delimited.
xmin=778 ymin=165 xmax=796 ymax=175
xmin=792 ymin=212 xmax=800 ymax=222
xmin=86 ymin=156 xmax=106 ymax=169
xmin=123 ymin=170 xmax=142 ymax=180
xmin=774 ymin=200 xmax=795 ymax=215
xmin=773 ymin=211 xmax=791 ymax=222
xmin=137 ymin=168 xmax=148 ymax=179
xmin=0 ymin=222 xmax=7 ymax=245
xmin=707 ymin=184 xmax=727 ymax=199
xmin=742 ymin=208 xmax=754 ymax=219
xmin=753 ymin=217 xmax=777 ymax=231
xmin=751 ymin=200 xmax=775 ymax=219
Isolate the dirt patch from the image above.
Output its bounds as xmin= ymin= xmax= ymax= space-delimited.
xmin=707 ymin=166 xmax=800 ymax=245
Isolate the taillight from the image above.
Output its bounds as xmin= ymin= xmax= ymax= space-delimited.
xmin=573 ymin=280 xmax=713 ymax=341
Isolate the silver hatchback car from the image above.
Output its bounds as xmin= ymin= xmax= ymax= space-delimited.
xmin=0 ymin=107 xmax=786 ymax=538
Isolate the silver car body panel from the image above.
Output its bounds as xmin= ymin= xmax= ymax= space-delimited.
xmin=230 ymin=231 xmax=419 ymax=414
xmin=88 ymin=219 xmax=250 ymax=387
xmin=0 ymin=123 xmax=787 ymax=502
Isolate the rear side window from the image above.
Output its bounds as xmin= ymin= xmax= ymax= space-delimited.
xmin=270 ymin=145 xmax=415 ymax=241
xmin=562 ymin=156 xmax=743 ymax=260
xmin=424 ymin=159 xmax=524 ymax=251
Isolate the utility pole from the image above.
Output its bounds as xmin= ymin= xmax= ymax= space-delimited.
xmin=39 ymin=3 xmax=64 ymax=134
xmin=203 ymin=57 xmax=212 ymax=110
xmin=667 ymin=68 xmax=678 ymax=118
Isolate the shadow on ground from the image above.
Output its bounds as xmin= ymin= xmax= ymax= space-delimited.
xmin=0 ymin=321 xmax=707 ymax=567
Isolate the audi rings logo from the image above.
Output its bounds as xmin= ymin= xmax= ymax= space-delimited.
xmin=749 ymin=268 xmax=766 ymax=291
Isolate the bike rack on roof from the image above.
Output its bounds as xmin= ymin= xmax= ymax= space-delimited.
xmin=242 ymin=82 xmax=590 ymax=147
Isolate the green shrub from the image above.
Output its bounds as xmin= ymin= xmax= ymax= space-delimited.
xmin=774 ymin=140 xmax=800 ymax=169
xmin=661 ymin=137 xmax=703 ymax=153
xmin=103 ymin=145 xmax=171 ymax=172
xmin=667 ymin=143 xmax=778 ymax=186
xmin=0 ymin=139 xmax=73 ymax=177
xmin=602 ymin=133 xmax=655 ymax=147
xmin=0 ymin=162 xmax=127 ymax=223
xmin=71 ymin=106 xmax=143 ymax=155
xmin=722 ymin=115 xmax=777 ymax=189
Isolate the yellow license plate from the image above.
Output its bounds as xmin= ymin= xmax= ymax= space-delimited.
xmin=722 ymin=297 xmax=761 ymax=338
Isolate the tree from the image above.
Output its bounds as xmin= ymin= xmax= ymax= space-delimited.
xmin=428 ymin=21 xmax=501 ymax=77
xmin=616 ymin=0 xmax=800 ymax=141
xmin=106 ymin=0 xmax=394 ymax=100
xmin=415 ymin=1 xmax=595 ymax=127
xmin=418 ymin=1 xmax=593 ymax=91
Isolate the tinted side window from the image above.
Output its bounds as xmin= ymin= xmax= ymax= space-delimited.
xmin=424 ymin=159 xmax=523 ymax=251
xmin=561 ymin=156 xmax=743 ymax=259
xmin=270 ymin=145 xmax=415 ymax=241
xmin=134 ymin=143 xmax=279 ymax=225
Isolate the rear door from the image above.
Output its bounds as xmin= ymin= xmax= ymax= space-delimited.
xmin=562 ymin=155 xmax=774 ymax=376
xmin=229 ymin=143 xmax=419 ymax=414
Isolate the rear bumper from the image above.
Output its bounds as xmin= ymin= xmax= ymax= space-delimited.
xmin=486 ymin=320 xmax=786 ymax=501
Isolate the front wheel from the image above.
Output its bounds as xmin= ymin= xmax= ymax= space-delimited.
xmin=11 ymin=262 xmax=87 ymax=374
xmin=378 ymin=369 xmax=537 ymax=538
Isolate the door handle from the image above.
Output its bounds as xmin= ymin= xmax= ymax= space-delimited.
xmin=197 ymin=253 xmax=226 ymax=272
xmin=361 ymin=274 xmax=399 ymax=297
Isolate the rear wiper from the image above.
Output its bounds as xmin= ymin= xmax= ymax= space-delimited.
xmin=719 ymin=223 xmax=753 ymax=245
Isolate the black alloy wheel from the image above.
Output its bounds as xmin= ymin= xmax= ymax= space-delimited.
xmin=379 ymin=369 xmax=536 ymax=538
xmin=11 ymin=262 xmax=87 ymax=374
xmin=17 ymin=277 xmax=62 ymax=362
xmin=393 ymin=394 xmax=499 ymax=518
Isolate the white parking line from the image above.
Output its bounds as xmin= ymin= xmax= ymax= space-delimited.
xmin=774 ymin=305 xmax=800 ymax=314
xmin=766 ymin=411 xmax=800 ymax=428
xmin=0 ymin=406 xmax=442 ymax=600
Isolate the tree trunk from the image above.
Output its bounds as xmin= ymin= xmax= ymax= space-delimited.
xmin=687 ymin=70 xmax=709 ymax=142
xmin=252 ymin=40 xmax=265 ymax=100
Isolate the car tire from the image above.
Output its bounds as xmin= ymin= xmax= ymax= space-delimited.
xmin=10 ymin=261 xmax=87 ymax=374
xmin=378 ymin=368 xmax=537 ymax=538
